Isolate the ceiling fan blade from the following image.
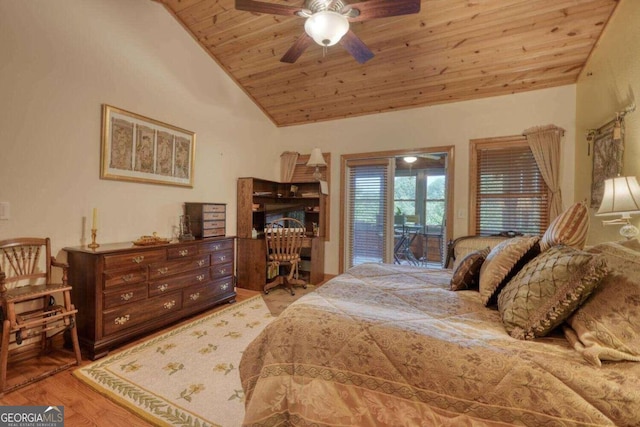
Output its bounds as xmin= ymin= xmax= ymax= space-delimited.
xmin=280 ymin=33 xmax=313 ymax=63
xmin=345 ymin=0 xmax=420 ymax=22
xmin=235 ymin=0 xmax=301 ymax=16
xmin=339 ymin=30 xmax=374 ymax=64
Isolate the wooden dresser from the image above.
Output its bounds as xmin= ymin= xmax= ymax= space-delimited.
xmin=65 ymin=237 xmax=235 ymax=360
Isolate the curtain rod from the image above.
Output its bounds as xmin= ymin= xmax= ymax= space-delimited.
xmin=586 ymin=102 xmax=636 ymax=139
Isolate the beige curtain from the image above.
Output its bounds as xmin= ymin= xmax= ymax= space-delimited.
xmin=280 ymin=151 xmax=299 ymax=182
xmin=523 ymin=124 xmax=565 ymax=220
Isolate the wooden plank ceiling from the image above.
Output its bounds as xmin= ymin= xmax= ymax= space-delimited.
xmin=155 ymin=0 xmax=619 ymax=127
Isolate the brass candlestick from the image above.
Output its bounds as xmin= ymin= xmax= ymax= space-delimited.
xmin=88 ymin=228 xmax=100 ymax=249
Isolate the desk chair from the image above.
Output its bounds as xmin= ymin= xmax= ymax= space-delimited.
xmin=0 ymin=238 xmax=82 ymax=395
xmin=264 ymin=218 xmax=307 ymax=296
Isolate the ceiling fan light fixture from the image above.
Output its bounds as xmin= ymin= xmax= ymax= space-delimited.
xmin=304 ymin=10 xmax=349 ymax=47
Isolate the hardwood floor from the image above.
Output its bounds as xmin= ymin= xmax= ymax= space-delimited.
xmin=0 ymin=288 xmax=259 ymax=426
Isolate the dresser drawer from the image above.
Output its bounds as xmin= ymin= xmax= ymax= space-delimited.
xmin=211 ymin=262 xmax=233 ymax=280
xmin=203 ymin=220 xmax=225 ymax=229
xmin=210 ymin=277 xmax=234 ymax=296
xmin=103 ymin=292 xmax=183 ymax=336
xmin=167 ymin=245 xmax=198 ymax=260
xmin=148 ymin=267 xmax=210 ymax=297
xmin=103 ymin=266 xmax=147 ymax=289
xmin=103 ymin=283 xmax=148 ymax=309
xmin=183 ymin=278 xmax=233 ymax=309
xmin=203 ymin=212 xmax=225 ymax=221
xmin=203 ymin=204 xmax=225 ymax=213
xmin=149 ymin=255 xmax=210 ymax=280
xmin=104 ymin=249 xmax=166 ymax=270
xmin=203 ymin=228 xmax=225 ymax=238
xmin=200 ymin=239 xmax=233 ymax=254
xmin=211 ymin=249 xmax=233 ymax=265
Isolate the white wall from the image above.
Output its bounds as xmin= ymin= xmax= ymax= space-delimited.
xmin=0 ymin=0 xmax=578 ymax=277
xmin=276 ymin=85 xmax=577 ymax=273
xmin=575 ymin=0 xmax=640 ymax=244
xmin=0 ymin=0 xmax=279 ymax=258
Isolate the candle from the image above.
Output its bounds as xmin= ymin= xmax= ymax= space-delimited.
xmin=92 ymin=208 xmax=97 ymax=230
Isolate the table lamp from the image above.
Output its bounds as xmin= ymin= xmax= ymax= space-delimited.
xmin=596 ymin=175 xmax=640 ymax=239
xmin=307 ymin=148 xmax=327 ymax=180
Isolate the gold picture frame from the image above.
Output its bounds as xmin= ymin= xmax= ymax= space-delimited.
xmin=100 ymin=104 xmax=195 ymax=188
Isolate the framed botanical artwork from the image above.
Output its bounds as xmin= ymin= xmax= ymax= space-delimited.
xmin=100 ymin=104 xmax=195 ymax=187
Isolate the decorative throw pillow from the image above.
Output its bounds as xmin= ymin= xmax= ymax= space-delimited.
xmin=479 ymin=236 xmax=540 ymax=307
xmin=564 ymin=242 xmax=640 ymax=366
xmin=498 ymin=245 xmax=607 ymax=340
xmin=451 ymin=236 xmax=508 ymax=270
xmin=450 ymin=247 xmax=491 ymax=291
xmin=539 ymin=201 xmax=589 ymax=252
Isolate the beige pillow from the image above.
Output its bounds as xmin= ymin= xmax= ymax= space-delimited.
xmin=564 ymin=242 xmax=640 ymax=366
xmin=479 ymin=236 xmax=540 ymax=306
xmin=539 ymin=201 xmax=589 ymax=252
xmin=498 ymin=245 xmax=607 ymax=340
xmin=450 ymin=247 xmax=490 ymax=291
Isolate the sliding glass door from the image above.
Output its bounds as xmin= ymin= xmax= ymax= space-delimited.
xmin=341 ymin=148 xmax=453 ymax=272
xmin=344 ymin=159 xmax=393 ymax=269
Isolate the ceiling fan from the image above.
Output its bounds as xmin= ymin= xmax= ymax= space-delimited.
xmin=235 ymin=0 xmax=421 ymax=64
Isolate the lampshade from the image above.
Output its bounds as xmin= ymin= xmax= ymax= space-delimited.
xmin=307 ymin=148 xmax=327 ymax=167
xmin=596 ymin=176 xmax=640 ymax=217
xmin=597 ymin=176 xmax=640 ymax=240
xmin=304 ymin=11 xmax=349 ymax=47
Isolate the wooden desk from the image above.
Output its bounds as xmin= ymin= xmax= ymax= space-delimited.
xmin=236 ymin=236 xmax=324 ymax=291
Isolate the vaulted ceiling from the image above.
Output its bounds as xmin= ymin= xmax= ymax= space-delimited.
xmin=154 ymin=0 xmax=619 ymax=127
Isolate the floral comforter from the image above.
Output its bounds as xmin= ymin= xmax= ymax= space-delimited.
xmin=240 ymin=263 xmax=640 ymax=426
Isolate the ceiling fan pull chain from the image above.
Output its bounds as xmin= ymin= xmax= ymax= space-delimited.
xmin=323 ymin=45 xmax=327 ymax=58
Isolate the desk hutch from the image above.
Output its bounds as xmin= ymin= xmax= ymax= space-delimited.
xmin=236 ymin=177 xmax=326 ymax=291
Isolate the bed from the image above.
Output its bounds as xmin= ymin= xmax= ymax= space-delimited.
xmin=240 ymin=242 xmax=640 ymax=426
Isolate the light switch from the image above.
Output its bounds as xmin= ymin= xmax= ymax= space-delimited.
xmin=0 ymin=202 xmax=10 ymax=220
xmin=457 ymin=209 xmax=465 ymax=219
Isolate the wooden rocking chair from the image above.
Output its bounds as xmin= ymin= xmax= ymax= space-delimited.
xmin=264 ymin=217 xmax=307 ymax=296
xmin=0 ymin=237 xmax=82 ymax=395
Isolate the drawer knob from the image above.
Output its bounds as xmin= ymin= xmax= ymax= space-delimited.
xmin=221 ymin=282 xmax=230 ymax=291
xmin=121 ymin=292 xmax=134 ymax=301
xmin=198 ymin=259 xmax=206 ymax=267
xmin=197 ymin=274 xmax=205 ymax=282
xmin=213 ymin=244 xmax=220 ymax=250
xmin=115 ymin=315 xmax=130 ymax=325
xmin=157 ymin=284 xmax=169 ymax=292
xmin=132 ymin=256 xmax=145 ymax=264
xmin=163 ymin=300 xmax=176 ymax=310
xmin=219 ymin=255 xmax=226 ymax=261
xmin=190 ymin=292 xmax=200 ymax=301
xmin=219 ymin=268 xmax=227 ymax=275
xmin=121 ymin=274 xmax=134 ymax=282
xmin=179 ymin=249 xmax=189 ymax=257
xmin=157 ymin=267 xmax=169 ymax=275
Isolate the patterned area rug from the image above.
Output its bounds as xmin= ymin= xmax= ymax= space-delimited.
xmin=74 ymin=295 xmax=274 ymax=427
xmin=261 ymin=284 xmax=316 ymax=316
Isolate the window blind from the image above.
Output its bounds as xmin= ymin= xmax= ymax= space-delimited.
xmin=473 ymin=139 xmax=549 ymax=235
xmin=346 ymin=159 xmax=390 ymax=268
